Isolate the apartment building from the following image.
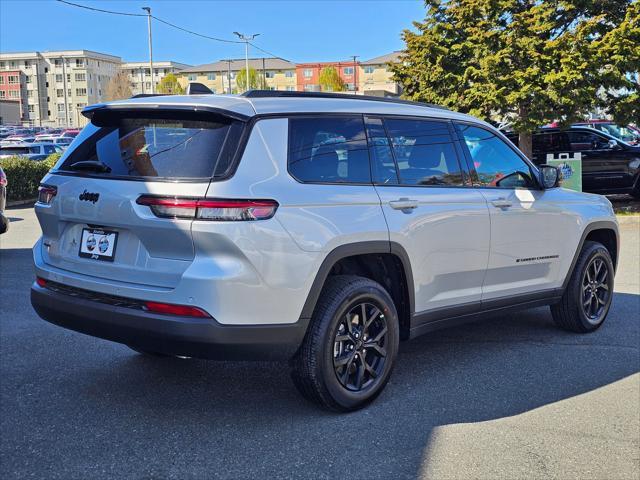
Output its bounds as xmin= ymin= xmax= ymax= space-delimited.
xmin=121 ymin=61 xmax=191 ymax=95
xmin=0 ymin=70 xmax=27 ymax=121
xmin=359 ymin=51 xmax=402 ymax=95
xmin=296 ymin=60 xmax=360 ymax=92
xmin=0 ymin=50 xmax=121 ymax=127
xmin=177 ymin=58 xmax=297 ymax=93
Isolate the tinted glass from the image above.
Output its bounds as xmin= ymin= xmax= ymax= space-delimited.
xmin=58 ymin=115 xmax=242 ymax=179
xmin=365 ymin=117 xmax=398 ymax=184
xmin=533 ymin=132 xmax=567 ymax=152
xmin=288 ymin=116 xmax=370 ymax=183
xmin=566 ymin=131 xmax=609 ymax=151
xmin=457 ymin=124 xmax=535 ymax=188
xmin=384 ymin=118 xmax=463 ymax=186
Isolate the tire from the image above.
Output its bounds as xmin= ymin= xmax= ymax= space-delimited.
xmin=551 ymin=241 xmax=614 ymax=333
xmin=290 ymin=275 xmax=399 ymax=412
xmin=630 ymin=187 xmax=640 ymax=199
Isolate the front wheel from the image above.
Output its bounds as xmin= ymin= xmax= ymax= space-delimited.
xmin=551 ymin=241 xmax=614 ymax=333
xmin=291 ymin=275 xmax=399 ymax=412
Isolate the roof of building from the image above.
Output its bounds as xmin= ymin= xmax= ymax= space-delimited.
xmin=180 ymin=58 xmax=296 ymax=73
xmin=89 ymin=91 xmax=483 ymax=126
xmin=0 ymin=50 xmax=121 ymax=62
xmin=121 ymin=61 xmax=192 ymax=69
xmin=361 ymin=51 xmax=403 ymax=65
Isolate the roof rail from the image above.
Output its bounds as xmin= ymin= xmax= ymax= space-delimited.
xmin=130 ymin=93 xmax=169 ymax=99
xmin=241 ymin=90 xmax=448 ymax=110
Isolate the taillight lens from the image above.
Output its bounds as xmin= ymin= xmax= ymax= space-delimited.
xmin=38 ymin=184 xmax=57 ymax=204
xmin=36 ymin=277 xmax=47 ymax=287
xmin=136 ymin=196 xmax=278 ymax=221
xmin=0 ymin=169 xmax=7 ymax=187
xmin=144 ymin=301 xmax=211 ymax=318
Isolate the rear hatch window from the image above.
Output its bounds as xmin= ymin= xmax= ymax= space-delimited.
xmin=55 ymin=110 xmax=244 ymax=180
xmin=1 ymin=147 xmax=31 ymax=156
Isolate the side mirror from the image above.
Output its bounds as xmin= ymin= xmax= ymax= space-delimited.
xmin=539 ymin=164 xmax=560 ymax=189
xmin=607 ymin=139 xmax=619 ymax=150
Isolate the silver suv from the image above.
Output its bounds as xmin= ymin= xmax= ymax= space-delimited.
xmin=31 ymin=90 xmax=619 ymax=411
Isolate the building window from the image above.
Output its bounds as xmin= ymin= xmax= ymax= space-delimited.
xmin=286 ymin=85 xmax=295 ymax=91
xmin=207 ymin=73 xmax=216 ymax=81
xmin=0 ymin=91 xmax=5 ymax=98
xmin=8 ymin=75 xmax=19 ymax=84
xmin=28 ymin=105 xmax=35 ymax=113
xmin=345 ymin=83 xmax=355 ymax=91
xmin=25 ymin=75 xmax=31 ymax=83
xmin=285 ymin=71 xmax=294 ymax=78
xmin=9 ymin=90 xmax=19 ymax=98
xmin=27 ymin=90 xmax=33 ymax=98
xmin=67 ymin=74 xmax=71 ymax=82
xmin=0 ymin=62 xmax=4 ymax=68
xmin=75 ymin=73 xmax=86 ymax=82
xmin=55 ymin=74 xmax=63 ymax=83
xmin=0 ymin=76 xmax=4 ymax=85
xmin=57 ymin=103 xmax=66 ymax=112
xmin=54 ymin=59 xmax=62 ymax=67
xmin=188 ymin=74 xmax=197 ymax=81
xmin=24 ymin=61 xmax=30 ymax=67
xmin=265 ymin=71 xmax=275 ymax=79
xmin=76 ymin=88 xmax=87 ymax=96
xmin=303 ymin=69 xmax=313 ymax=78
xmin=343 ymin=67 xmax=354 ymax=75
xmin=303 ymin=84 xmax=319 ymax=92
xmin=67 ymin=89 xmax=71 ymax=97
xmin=75 ymin=59 xmax=84 ymax=67
xmin=56 ymin=89 xmax=64 ymax=97
xmin=145 ymin=82 xmax=151 ymax=89
xmin=364 ymin=66 xmax=374 ymax=74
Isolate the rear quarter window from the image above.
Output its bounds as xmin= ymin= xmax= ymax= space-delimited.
xmin=57 ymin=113 xmax=243 ymax=180
xmin=288 ymin=116 xmax=370 ymax=184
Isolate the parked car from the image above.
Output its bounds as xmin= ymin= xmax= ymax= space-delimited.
xmin=508 ymin=126 xmax=640 ymax=197
xmin=62 ymin=129 xmax=80 ymax=138
xmin=573 ymin=121 xmax=640 ymax=145
xmin=34 ymin=135 xmax=74 ymax=148
xmin=0 ymin=136 xmax=36 ymax=146
xmin=31 ymin=90 xmax=619 ymax=411
xmin=0 ymin=166 xmax=7 ymax=234
xmin=0 ymin=143 xmax=63 ymax=160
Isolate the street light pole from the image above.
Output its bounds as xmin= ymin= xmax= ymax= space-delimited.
xmin=142 ymin=7 xmax=154 ymax=94
xmin=351 ymin=55 xmax=359 ymax=92
xmin=233 ymin=32 xmax=260 ymax=93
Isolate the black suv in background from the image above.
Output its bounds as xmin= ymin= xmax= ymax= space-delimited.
xmin=508 ymin=126 xmax=640 ymax=197
xmin=0 ymin=166 xmax=8 ymax=234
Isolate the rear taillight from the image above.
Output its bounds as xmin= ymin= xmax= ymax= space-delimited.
xmin=136 ymin=196 xmax=278 ymax=221
xmin=37 ymin=184 xmax=57 ymax=205
xmin=0 ymin=170 xmax=6 ymax=187
xmin=36 ymin=277 xmax=47 ymax=287
xmin=143 ymin=301 xmax=211 ymax=318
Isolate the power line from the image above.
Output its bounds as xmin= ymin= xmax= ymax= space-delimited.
xmin=56 ymin=0 xmax=145 ymax=17
xmin=56 ymin=0 xmax=290 ymax=60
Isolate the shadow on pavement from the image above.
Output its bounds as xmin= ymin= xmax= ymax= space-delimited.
xmin=1 ymin=246 xmax=638 ymax=478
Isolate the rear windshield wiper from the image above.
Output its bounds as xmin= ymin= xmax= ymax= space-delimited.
xmin=68 ymin=160 xmax=112 ymax=173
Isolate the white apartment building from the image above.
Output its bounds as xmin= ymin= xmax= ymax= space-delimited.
xmin=0 ymin=50 xmax=121 ymax=127
xmin=121 ymin=61 xmax=191 ymax=96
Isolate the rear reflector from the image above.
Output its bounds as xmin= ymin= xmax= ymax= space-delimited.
xmin=136 ymin=196 xmax=278 ymax=221
xmin=144 ymin=301 xmax=211 ymax=318
xmin=37 ymin=184 xmax=57 ymax=205
xmin=36 ymin=277 xmax=47 ymax=287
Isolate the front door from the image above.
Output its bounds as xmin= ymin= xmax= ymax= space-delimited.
xmin=366 ymin=116 xmax=490 ymax=316
xmin=455 ymin=123 xmax=571 ymax=300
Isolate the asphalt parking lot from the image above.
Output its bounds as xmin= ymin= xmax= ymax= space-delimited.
xmin=1 ymin=206 xmax=639 ymax=480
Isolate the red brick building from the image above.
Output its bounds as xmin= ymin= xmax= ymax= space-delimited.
xmin=296 ymin=60 xmax=359 ymax=92
xmin=0 ymin=70 xmax=26 ymax=122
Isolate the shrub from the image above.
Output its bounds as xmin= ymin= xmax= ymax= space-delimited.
xmin=0 ymin=156 xmax=57 ymax=202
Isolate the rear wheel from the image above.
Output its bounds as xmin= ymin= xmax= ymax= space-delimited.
xmin=551 ymin=241 xmax=614 ymax=333
xmin=291 ymin=275 xmax=399 ymax=412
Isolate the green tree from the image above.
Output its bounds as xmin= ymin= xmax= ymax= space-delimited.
xmin=236 ymin=67 xmax=261 ymax=92
xmin=157 ymin=73 xmax=185 ymax=94
xmin=391 ymin=0 xmax=639 ymax=158
xmin=319 ymin=66 xmax=345 ymax=92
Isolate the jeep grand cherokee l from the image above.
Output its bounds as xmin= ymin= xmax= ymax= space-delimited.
xmin=31 ymin=90 xmax=619 ymax=411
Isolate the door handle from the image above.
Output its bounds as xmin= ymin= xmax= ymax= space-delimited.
xmin=389 ymin=198 xmax=419 ymax=211
xmin=491 ymin=198 xmax=512 ymax=208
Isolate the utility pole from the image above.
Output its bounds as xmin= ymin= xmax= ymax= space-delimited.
xmin=351 ymin=55 xmax=359 ymax=92
xmin=142 ymin=7 xmax=154 ymax=94
xmin=225 ymin=60 xmax=232 ymax=94
xmin=262 ymin=57 xmax=266 ymax=89
xmin=233 ymin=32 xmax=260 ymax=92
xmin=61 ymin=57 xmax=69 ymax=127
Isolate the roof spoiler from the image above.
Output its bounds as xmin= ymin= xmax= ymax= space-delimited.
xmin=186 ymin=82 xmax=214 ymax=95
xmin=81 ymin=103 xmax=249 ymax=122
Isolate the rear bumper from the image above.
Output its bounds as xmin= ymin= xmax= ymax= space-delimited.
xmin=31 ymin=283 xmax=307 ymax=360
xmin=0 ymin=212 xmax=8 ymax=234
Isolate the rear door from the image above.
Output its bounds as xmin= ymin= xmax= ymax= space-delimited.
xmin=368 ymin=116 xmax=490 ymax=316
xmin=35 ymin=108 xmax=244 ymax=288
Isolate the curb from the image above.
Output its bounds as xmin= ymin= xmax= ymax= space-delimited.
xmin=7 ymin=198 xmax=36 ymax=208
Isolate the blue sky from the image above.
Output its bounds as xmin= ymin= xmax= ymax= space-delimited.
xmin=0 ymin=0 xmax=425 ymax=65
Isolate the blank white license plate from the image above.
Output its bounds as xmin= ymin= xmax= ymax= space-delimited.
xmin=78 ymin=228 xmax=118 ymax=262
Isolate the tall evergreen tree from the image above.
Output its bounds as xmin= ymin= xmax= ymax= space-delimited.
xmin=391 ymin=0 xmax=639 ymax=158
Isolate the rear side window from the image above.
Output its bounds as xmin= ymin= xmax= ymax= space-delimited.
xmin=57 ymin=114 xmax=243 ymax=179
xmin=383 ymin=118 xmax=464 ymax=186
xmin=288 ymin=116 xmax=370 ymax=183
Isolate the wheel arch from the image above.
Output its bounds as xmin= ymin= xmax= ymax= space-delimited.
xmin=299 ymin=241 xmax=414 ymax=340
xmin=562 ymin=220 xmax=619 ymax=291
